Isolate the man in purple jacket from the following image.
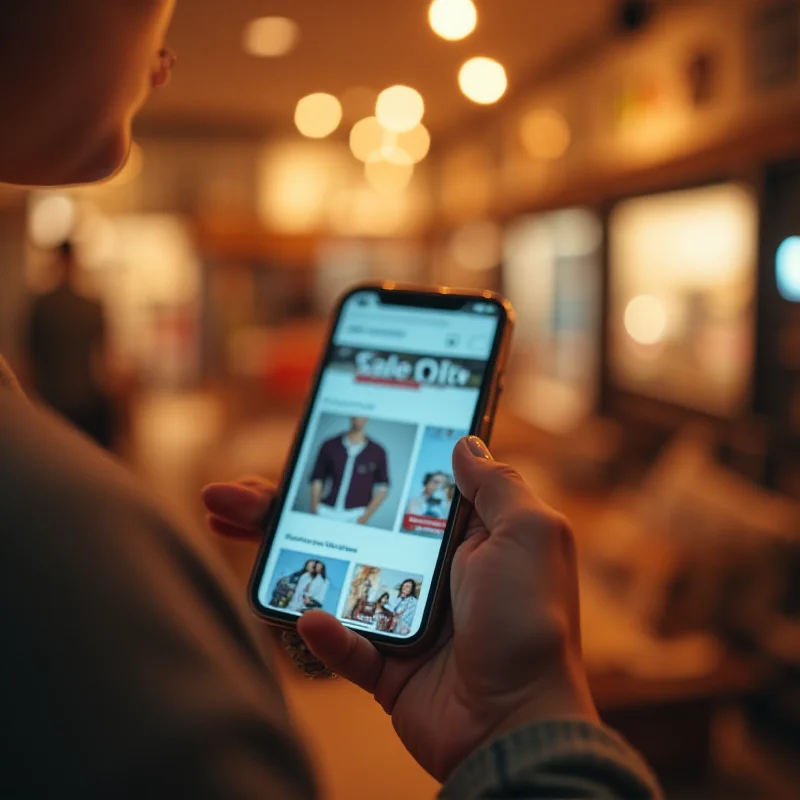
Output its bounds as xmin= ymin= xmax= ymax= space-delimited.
xmin=309 ymin=417 xmax=390 ymax=525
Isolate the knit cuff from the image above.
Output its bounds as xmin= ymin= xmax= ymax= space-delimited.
xmin=440 ymin=718 xmax=662 ymax=799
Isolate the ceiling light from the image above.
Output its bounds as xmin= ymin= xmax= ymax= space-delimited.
xmin=396 ymin=124 xmax=431 ymax=164
xmin=376 ymin=85 xmax=425 ymax=133
xmin=350 ymin=117 xmax=386 ymax=162
xmin=294 ymin=93 xmax=342 ymax=138
xmin=428 ymin=0 xmax=478 ymax=41
xmin=365 ymin=159 xmax=414 ymax=193
xmin=520 ymin=109 xmax=571 ymax=160
xmin=243 ymin=17 xmax=299 ymax=58
xmin=459 ymin=57 xmax=507 ymax=105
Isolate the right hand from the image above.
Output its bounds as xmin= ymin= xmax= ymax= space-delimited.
xmin=203 ymin=437 xmax=597 ymax=781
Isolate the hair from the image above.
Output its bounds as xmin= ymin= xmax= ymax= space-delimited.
xmin=290 ymin=560 xmax=317 ymax=581
xmin=315 ymin=561 xmax=327 ymax=581
xmin=377 ymin=592 xmax=390 ymax=606
xmin=399 ymin=579 xmax=418 ymax=597
xmin=423 ymin=471 xmax=447 ymax=488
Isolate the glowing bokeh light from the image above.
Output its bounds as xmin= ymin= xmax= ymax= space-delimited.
xmin=520 ymin=109 xmax=572 ymax=160
xmin=624 ymin=295 xmax=667 ymax=345
xmin=365 ymin=159 xmax=414 ymax=193
xmin=459 ymin=57 xmax=508 ymax=105
xmin=776 ymin=236 xmax=800 ymax=302
xmin=396 ymin=124 xmax=431 ymax=164
xmin=428 ymin=0 xmax=478 ymax=41
xmin=28 ymin=194 xmax=77 ymax=248
xmin=243 ymin=17 xmax=300 ymax=58
xmin=294 ymin=93 xmax=343 ymax=138
xmin=376 ymin=85 xmax=425 ymax=133
xmin=350 ymin=117 xmax=385 ymax=162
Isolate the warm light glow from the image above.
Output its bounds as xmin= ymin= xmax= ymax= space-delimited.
xmin=776 ymin=237 xmax=800 ymax=302
xmin=611 ymin=184 xmax=757 ymax=286
xmin=351 ymin=118 xmax=431 ymax=165
xmin=258 ymin=141 xmax=351 ymax=234
xmin=459 ymin=57 xmax=507 ymax=105
xmin=243 ymin=17 xmax=299 ymax=58
xmin=376 ymin=85 xmax=425 ymax=133
xmin=520 ymin=109 xmax=571 ymax=160
xmin=74 ymin=207 xmax=119 ymax=269
xmin=428 ymin=0 xmax=478 ymax=41
xmin=624 ymin=295 xmax=667 ymax=345
xmin=29 ymin=194 xmax=77 ymax=248
xmin=294 ymin=93 xmax=342 ymax=138
xmin=365 ymin=159 xmax=414 ymax=193
xmin=376 ymin=135 xmax=414 ymax=166
xmin=396 ymin=124 xmax=431 ymax=164
xmin=609 ymin=184 xmax=758 ymax=417
xmin=350 ymin=117 xmax=385 ymax=162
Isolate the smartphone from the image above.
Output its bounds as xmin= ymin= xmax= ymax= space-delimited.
xmin=249 ymin=283 xmax=514 ymax=653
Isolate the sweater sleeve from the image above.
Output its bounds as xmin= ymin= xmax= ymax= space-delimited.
xmin=0 ymin=390 xmax=316 ymax=799
xmin=440 ymin=719 xmax=663 ymax=800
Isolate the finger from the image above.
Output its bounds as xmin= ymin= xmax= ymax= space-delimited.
xmin=297 ymin=611 xmax=384 ymax=694
xmin=201 ymin=482 xmax=275 ymax=527
xmin=206 ymin=515 xmax=264 ymax=540
xmin=452 ymin=437 xmax=543 ymax=531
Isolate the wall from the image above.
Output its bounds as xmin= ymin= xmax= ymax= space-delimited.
xmin=435 ymin=0 xmax=800 ymax=223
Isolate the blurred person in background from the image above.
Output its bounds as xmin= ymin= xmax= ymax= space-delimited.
xmin=0 ymin=2 xmax=661 ymax=798
xmin=26 ymin=241 xmax=114 ymax=449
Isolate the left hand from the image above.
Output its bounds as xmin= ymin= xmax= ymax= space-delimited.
xmin=356 ymin=514 xmax=369 ymax=525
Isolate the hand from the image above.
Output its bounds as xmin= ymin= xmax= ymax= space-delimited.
xmin=356 ymin=514 xmax=369 ymax=525
xmin=202 ymin=439 xmax=597 ymax=782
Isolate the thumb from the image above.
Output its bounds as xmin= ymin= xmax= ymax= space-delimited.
xmin=452 ymin=437 xmax=541 ymax=531
xmin=297 ymin=611 xmax=383 ymax=693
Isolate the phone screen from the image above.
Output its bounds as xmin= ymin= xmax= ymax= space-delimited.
xmin=252 ymin=289 xmax=505 ymax=642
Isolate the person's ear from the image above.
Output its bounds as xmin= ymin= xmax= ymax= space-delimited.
xmin=151 ymin=48 xmax=176 ymax=88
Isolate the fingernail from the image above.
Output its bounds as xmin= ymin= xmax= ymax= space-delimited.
xmin=466 ymin=436 xmax=492 ymax=460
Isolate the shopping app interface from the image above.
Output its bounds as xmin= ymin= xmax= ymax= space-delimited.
xmin=257 ymin=292 xmax=500 ymax=639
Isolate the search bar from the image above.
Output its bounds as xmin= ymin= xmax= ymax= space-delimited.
xmin=345 ymin=311 xmax=450 ymax=328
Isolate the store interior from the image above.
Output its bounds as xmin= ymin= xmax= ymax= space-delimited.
xmin=2 ymin=1 xmax=800 ymax=797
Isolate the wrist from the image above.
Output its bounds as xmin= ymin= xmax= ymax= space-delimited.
xmin=483 ymin=669 xmax=599 ymax=744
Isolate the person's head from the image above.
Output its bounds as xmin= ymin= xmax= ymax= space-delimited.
xmin=350 ymin=417 xmax=368 ymax=433
xmin=314 ymin=561 xmax=326 ymax=580
xmin=423 ymin=472 xmax=447 ymax=496
xmin=303 ymin=560 xmax=317 ymax=574
xmin=399 ymin=579 xmax=417 ymax=598
xmin=377 ymin=592 xmax=390 ymax=607
xmin=0 ymin=1 xmax=176 ymax=187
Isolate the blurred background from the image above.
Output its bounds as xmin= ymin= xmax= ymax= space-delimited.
xmin=2 ymin=0 xmax=800 ymax=796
